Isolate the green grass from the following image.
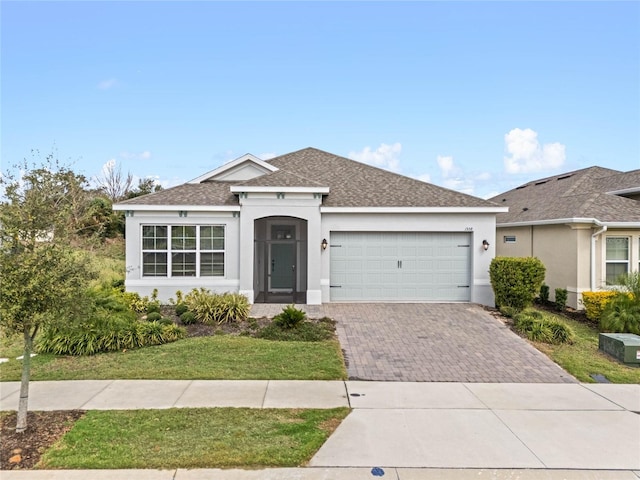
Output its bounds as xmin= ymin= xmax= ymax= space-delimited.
xmin=0 ymin=335 xmax=347 ymax=381
xmin=37 ymin=407 xmax=350 ymax=469
xmin=529 ymin=311 xmax=640 ymax=383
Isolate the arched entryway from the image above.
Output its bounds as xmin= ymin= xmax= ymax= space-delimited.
xmin=253 ymin=216 xmax=308 ymax=303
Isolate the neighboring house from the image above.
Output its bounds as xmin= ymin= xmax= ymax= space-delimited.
xmin=114 ymin=147 xmax=506 ymax=306
xmin=490 ymin=167 xmax=640 ymax=309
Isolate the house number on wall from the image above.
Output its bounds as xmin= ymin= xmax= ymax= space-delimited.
xmin=465 ymin=227 xmax=473 ymax=231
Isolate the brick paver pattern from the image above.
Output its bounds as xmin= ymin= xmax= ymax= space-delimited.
xmin=251 ymin=303 xmax=576 ymax=383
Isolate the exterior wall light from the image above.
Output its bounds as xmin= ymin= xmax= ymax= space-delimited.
xmin=321 ymin=238 xmax=328 ymax=250
xmin=482 ymin=239 xmax=490 ymax=251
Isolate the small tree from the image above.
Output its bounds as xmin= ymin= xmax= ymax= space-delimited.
xmin=0 ymin=155 xmax=97 ymax=433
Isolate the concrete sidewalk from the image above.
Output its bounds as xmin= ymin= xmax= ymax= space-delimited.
xmin=1 ymin=380 xmax=639 ymax=477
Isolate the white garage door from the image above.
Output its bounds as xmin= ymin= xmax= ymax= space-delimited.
xmin=330 ymin=232 xmax=471 ymax=301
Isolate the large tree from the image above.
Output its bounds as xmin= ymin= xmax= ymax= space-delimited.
xmin=0 ymin=154 xmax=97 ymax=432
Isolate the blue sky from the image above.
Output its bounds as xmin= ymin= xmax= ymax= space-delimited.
xmin=2 ymin=1 xmax=639 ymax=199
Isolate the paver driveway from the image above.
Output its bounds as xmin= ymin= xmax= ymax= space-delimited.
xmin=251 ymin=303 xmax=576 ymax=383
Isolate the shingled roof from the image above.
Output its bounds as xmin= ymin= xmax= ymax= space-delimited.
xmin=116 ymin=147 xmax=498 ymax=209
xmin=490 ymin=166 xmax=640 ymax=225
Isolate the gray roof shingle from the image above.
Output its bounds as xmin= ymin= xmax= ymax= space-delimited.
xmin=490 ymin=166 xmax=640 ymax=224
xmin=116 ymin=147 xmax=498 ymax=209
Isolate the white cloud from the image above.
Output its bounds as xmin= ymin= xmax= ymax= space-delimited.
xmin=120 ymin=151 xmax=152 ymax=160
xmin=348 ymin=143 xmax=402 ymax=172
xmin=437 ymin=155 xmax=455 ymax=177
xmin=504 ymin=128 xmax=566 ymax=174
xmin=259 ymin=152 xmax=277 ymax=160
xmin=97 ymin=78 xmax=118 ymax=90
xmin=476 ymin=172 xmax=491 ymax=181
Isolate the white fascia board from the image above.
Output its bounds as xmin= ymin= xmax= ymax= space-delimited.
xmin=188 ymin=154 xmax=277 ymax=184
xmin=230 ymin=186 xmax=330 ymax=194
xmin=320 ymin=206 xmax=509 ymax=214
xmin=497 ymin=217 xmax=640 ymax=228
xmin=113 ymin=204 xmax=240 ymax=212
xmin=607 ymin=186 xmax=640 ymax=196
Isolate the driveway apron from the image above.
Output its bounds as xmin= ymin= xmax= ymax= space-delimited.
xmin=254 ymin=303 xmax=576 ymax=383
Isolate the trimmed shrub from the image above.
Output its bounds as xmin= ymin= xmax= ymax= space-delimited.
xmin=180 ymin=311 xmax=197 ymax=325
xmin=554 ymin=288 xmax=568 ymax=312
xmin=513 ymin=310 xmax=574 ymax=345
xmin=539 ymin=284 xmax=550 ymax=303
xmin=146 ymin=303 xmax=161 ymax=314
xmin=175 ymin=303 xmax=189 ymax=317
xmin=490 ymin=257 xmax=546 ymax=312
xmin=581 ymin=291 xmax=617 ymax=321
xmin=273 ymin=305 xmax=306 ymax=329
xmin=146 ymin=312 xmax=162 ymax=322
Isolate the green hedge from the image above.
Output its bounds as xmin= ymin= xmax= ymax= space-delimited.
xmin=489 ymin=257 xmax=546 ymax=312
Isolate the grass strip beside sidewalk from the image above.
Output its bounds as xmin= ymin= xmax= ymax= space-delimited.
xmin=37 ymin=408 xmax=350 ymax=469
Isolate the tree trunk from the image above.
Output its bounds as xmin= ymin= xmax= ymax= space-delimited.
xmin=16 ymin=329 xmax=33 ymax=433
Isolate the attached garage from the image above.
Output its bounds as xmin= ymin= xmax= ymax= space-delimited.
xmin=329 ymin=232 xmax=472 ymax=302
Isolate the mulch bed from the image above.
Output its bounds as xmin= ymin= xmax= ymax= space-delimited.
xmin=1 ymin=410 xmax=85 ymax=470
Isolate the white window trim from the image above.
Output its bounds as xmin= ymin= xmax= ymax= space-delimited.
xmin=141 ymin=224 xmax=225 ymax=278
xmin=604 ymin=236 xmax=630 ymax=285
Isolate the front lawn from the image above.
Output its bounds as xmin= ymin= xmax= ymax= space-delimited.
xmin=527 ymin=311 xmax=640 ymax=383
xmin=5 ymin=408 xmax=349 ymax=470
xmin=0 ymin=335 xmax=347 ymax=381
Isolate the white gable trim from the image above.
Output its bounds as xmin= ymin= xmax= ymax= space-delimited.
xmin=230 ymin=186 xmax=330 ymax=194
xmin=188 ymin=154 xmax=278 ymax=184
xmin=497 ymin=217 xmax=640 ymax=228
xmin=113 ymin=204 xmax=241 ymax=212
xmin=321 ymin=206 xmax=508 ymax=214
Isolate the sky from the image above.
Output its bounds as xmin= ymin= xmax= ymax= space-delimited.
xmin=2 ymin=1 xmax=639 ymax=199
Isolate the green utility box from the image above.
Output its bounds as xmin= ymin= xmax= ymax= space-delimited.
xmin=599 ymin=333 xmax=640 ymax=365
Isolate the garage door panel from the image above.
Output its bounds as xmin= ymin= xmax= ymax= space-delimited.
xmin=330 ymin=232 xmax=471 ymax=302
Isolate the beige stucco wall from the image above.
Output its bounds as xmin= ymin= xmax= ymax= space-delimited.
xmin=496 ymin=224 xmax=581 ymax=308
xmin=497 ymin=224 xmax=640 ymax=309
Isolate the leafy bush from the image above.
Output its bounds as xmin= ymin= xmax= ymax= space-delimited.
xmin=184 ymin=289 xmax=250 ymax=325
xmin=273 ymin=305 xmax=306 ymax=329
xmin=499 ymin=305 xmax=518 ymax=318
xmin=599 ymin=273 xmax=640 ymax=335
xmin=489 ymin=257 xmax=546 ymax=313
xmin=180 ymin=311 xmax=196 ymax=325
xmin=147 ymin=303 xmax=161 ymax=314
xmin=581 ymin=291 xmax=617 ymax=321
xmin=554 ymin=288 xmax=568 ymax=311
xmin=220 ymin=293 xmax=250 ymax=324
xmin=146 ymin=312 xmax=162 ymax=322
xmin=37 ymin=316 xmax=186 ymax=355
xmin=257 ymin=318 xmax=334 ymax=342
xmin=539 ymin=284 xmax=550 ymax=303
xmin=513 ymin=310 xmax=574 ymax=345
xmin=175 ymin=303 xmax=189 ymax=316
xmin=600 ymin=294 xmax=640 ymax=335
xmin=123 ymin=291 xmax=150 ymax=314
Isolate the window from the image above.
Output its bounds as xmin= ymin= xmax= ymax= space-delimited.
xmin=605 ymin=237 xmax=629 ymax=285
xmin=142 ymin=225 xmax=225 ymax=277
xmin=504 ymin=235 xmax=516 ymax=243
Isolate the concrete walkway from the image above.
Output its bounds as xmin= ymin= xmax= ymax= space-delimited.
xmin=251 ymin=303 xmax=577 ymax=383
xmin=2 ymin=380 xmax=639 ymax=477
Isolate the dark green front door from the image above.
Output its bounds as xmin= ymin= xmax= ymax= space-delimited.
xmin=270 ymin=243 xmax=295 ymax=290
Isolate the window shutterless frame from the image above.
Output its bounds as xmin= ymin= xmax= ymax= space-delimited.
xmin=141 ymin=225 xmax=225 ymax=278
xmin=605 ymin=236 xmax=629 ymax=285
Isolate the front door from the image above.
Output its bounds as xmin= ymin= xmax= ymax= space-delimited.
xmin=270 ymin=243 xmax=296 ymax=290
